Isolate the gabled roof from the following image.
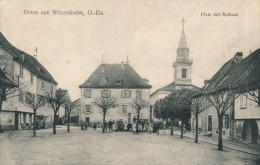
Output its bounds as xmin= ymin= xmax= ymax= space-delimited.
xmin=150 ymin=82 xmax=199 ymax=97
xmin=79 ymin=63 xmax=152 ymax=89
xmin=0 ymin=32 xmax=57 ymax=85
xmin=204 ymin=48 xmax=260 ymax=93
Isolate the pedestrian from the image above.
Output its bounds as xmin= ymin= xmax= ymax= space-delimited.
xmin=132 ymin=122 xmax=136 ymax=132
xmin=93 ymin=122 xmax=97 ymax=130
xmin=104 ymin=120 xmax=108 ymax=133
xmin=124 ymin=122 xmax=127 ymax=131
xmin=84 ymin=121 xmax=88 ymax=131
xmin=108 ymin=120 xmax=113 ymax=133
xmin=112 ymin=120 xmax=115 ymax=132
xmin=81 ymin=121 xmax=84 ymax=131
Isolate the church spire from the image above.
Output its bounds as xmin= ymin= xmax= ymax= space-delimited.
xmin=178 ymin=18 xmax=188 ymax=49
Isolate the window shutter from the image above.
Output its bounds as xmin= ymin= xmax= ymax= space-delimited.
xmin=121 ymin=90 xmax=124 ymax=98
xmin=129 ymin=90 xmax=131 ymax=98
xmin=101 ymin=90 xmax=103 ymax=97
xmin=109 ymin=90 xmax=111 ymax=97
xmin=83 ymin=90 xmax=86 ymax=98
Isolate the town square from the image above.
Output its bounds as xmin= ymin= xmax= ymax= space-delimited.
xmin=0 ymin=0 xmax=260 ymax=164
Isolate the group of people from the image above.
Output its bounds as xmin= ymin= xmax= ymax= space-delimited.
xmin=80 ymin=121 xmax=88 ymax=131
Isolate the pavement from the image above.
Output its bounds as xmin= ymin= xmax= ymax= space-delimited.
xmin=0 ymin=126 xmax=259 ymax=165
xmin=161 ymin=128 xmax=260 ymax=156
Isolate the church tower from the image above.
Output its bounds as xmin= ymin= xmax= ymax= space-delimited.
xmin=173 ymin=18 xmax=193 ymax=85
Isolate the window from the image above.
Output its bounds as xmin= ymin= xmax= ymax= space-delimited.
xmin=182 ymin=69 xmax=187 ymax=78
xmin=240 ymin=94 xmax=247 ymax=109
xmin=29 ymin=114 xmax=32 ymax=123
xmin=23 ymin=113 xmax=26 ymax=123
xmin=136 ymin=90 xmax=142 ymax=99
xmin=223 ymin=114 xmax=229 ymax=129
xmin=101 ymin=89 xmax=110 ymax=98
xmin=122 ymin=105 xmax=127 ymax=113
xmin=116 ymin=81 xmax=121 ymax=85
xmin=25 ymin=92 xmax=32 ymax=104
xmin=100 ymin=77 xmax=107 ymax=85
xmin=41 ymin=81 xmax=45 ymax=90
xmin=50 ymin=85 xmax=53 ymax=96
xmin=30 ymin=74 xmax=33 ymax=84
xmin=85 ymin=105 xmax=91 ymax=113
xmin=19 ymin=65 xmax=23 ymax=77
xmin=19 ymin=90 xmax=23 ymax=102
xmin=121 ymin=90 xmax=131 ymax=98
xmin=84 ymin=89 xmax=91 ymax=98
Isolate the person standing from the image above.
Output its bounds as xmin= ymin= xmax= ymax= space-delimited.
xmin=93 ymin=122 xmax=97 ymax=130
xmin=84 ymin=121 xmax=88 ymax=131
xmin=108 ymin=120 xmax=113 ymax=133
xmin=132 ymin=122 xmax=136 ymax=133
xmin=81 ymin=121 xmax=84 ymax=131
xmin=112 ymin=120 xmax=115 ymax=132
xmin=104 ymin=120 xmax=108 ymax=133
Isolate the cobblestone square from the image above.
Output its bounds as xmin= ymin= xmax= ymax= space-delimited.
xmin=0 ymin=126 xmax=259 ymax=165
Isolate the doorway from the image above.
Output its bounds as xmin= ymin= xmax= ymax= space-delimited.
xmin=15 ymin=112 xmax=19 ymax=130
xmin=85 ymin=117 xmax=90 ymax=124
xmin=208 ymin=115 xmax=212 ymax=132
xmin=242 ymin=119 xmax=258 ymax=144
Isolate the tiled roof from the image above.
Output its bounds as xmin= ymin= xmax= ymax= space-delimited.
xmin=205 ymin=48 xmax=260 ymax=93
xmin=79 ymin=63 xmax=152 ymax=89
xmin=150 ymin=82 xmax=199 ymax=97
xmin=0 ymin=32 xmax=57 ymax=85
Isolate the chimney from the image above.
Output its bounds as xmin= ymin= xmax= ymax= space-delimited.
xmin=235 ymin=52 xmax=243 ymax=62
xmin=204 ymin=80 xmax=211 ymax=88
xmin=121 ymin=61 xmax=124 ymax=70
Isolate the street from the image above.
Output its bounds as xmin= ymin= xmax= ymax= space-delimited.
xmin=0 ymin=126 xmax=259 ymax=165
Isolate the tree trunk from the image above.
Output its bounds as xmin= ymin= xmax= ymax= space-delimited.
xmin=166 ymin=118 xmax=169 ymax=129
xmin=170 ymin=117 xmax=174 ymax=135
xmin=195 ymin=113 xmax=199 ymax=143
xmin=136 ymin=110 xmax=140 ymax=134
xmin=102 ymin=111 xmax=106 ymax=133
xmin=218 ymin=115 xmax=224 ymax=150
xmin=180 ymin=120 xmax=183 ymax=139
xmin=0 ymin=99 xmax=3 ymax=131
xmin=67 ymin=113 xmax=70 ymax=132
xmin=33 ymin=111 xmax=36 ymax=137
xmin=53 ymin=113 xmax=57 ymax=134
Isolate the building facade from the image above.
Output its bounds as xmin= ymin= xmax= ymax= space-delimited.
xmin=79 ymin=62 xmax=152 ymax=124
xmin=197 ymin=49 xmax=260 ymax=143
xmin=0 ymin=32 xmax=58 ymax=131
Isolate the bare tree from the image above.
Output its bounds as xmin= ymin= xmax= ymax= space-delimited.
xmin=130 ymin=98 xmax=149 ymax=133
xmin=63 ymin=99 xmax=80 ymax=132
xmin=93 ymin=97 xmax=117 ymax=133
xmin=190 ymin=93 xmax=209 ymax=143
xmin=45 ymin=91 xmax=68 ymax=134
xmin=0 ymin=68 xmax=22 ymax=131
xmin=23 ymin=93 xmax=45 ymax=137
xmin=205 ymin=88 xmax=240 ymax=150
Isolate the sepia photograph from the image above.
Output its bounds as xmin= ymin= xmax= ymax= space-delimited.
xmin=0 ymin=0 xmax=259 ymax=164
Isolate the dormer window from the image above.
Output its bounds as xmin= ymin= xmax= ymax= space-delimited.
xmin=87 ymin=81 xmax=91 ymax=85
xmin=116 ymin=81 xmax=121 ymax=85
xmin=100 ymin=77 xmax=107 ymax=85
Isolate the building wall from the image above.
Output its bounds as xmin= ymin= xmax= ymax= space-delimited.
xmin=80 ymin=88 xmax=150 ymax=123
xmin=0 ymin=46 xmax=57 ymax=130
xmin=198 ymin=104 xmax=232 ymax=139
xmin=234 ymin=91 xmax=260 ymax=119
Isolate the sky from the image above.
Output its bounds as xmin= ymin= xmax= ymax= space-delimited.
xmin=0 ymin=0 xmax=259 ymax=100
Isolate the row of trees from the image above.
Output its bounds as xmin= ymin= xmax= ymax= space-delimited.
xmin=93 ymin=97 xmax=149 ymax=134
xmin=153 ymin=87 xmax=258 ymax=151
xmin=0 ymin=76 xmax=79 ymax=136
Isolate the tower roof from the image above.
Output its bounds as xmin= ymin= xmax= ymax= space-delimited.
xmin=178 ymin=28 xmax=188 ymax=49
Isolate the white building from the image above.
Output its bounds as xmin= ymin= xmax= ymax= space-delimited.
xmin=79 ymin=62 xmax=152 ymax=124
xmin=0 ymin=32 xmax=57 ymax=131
